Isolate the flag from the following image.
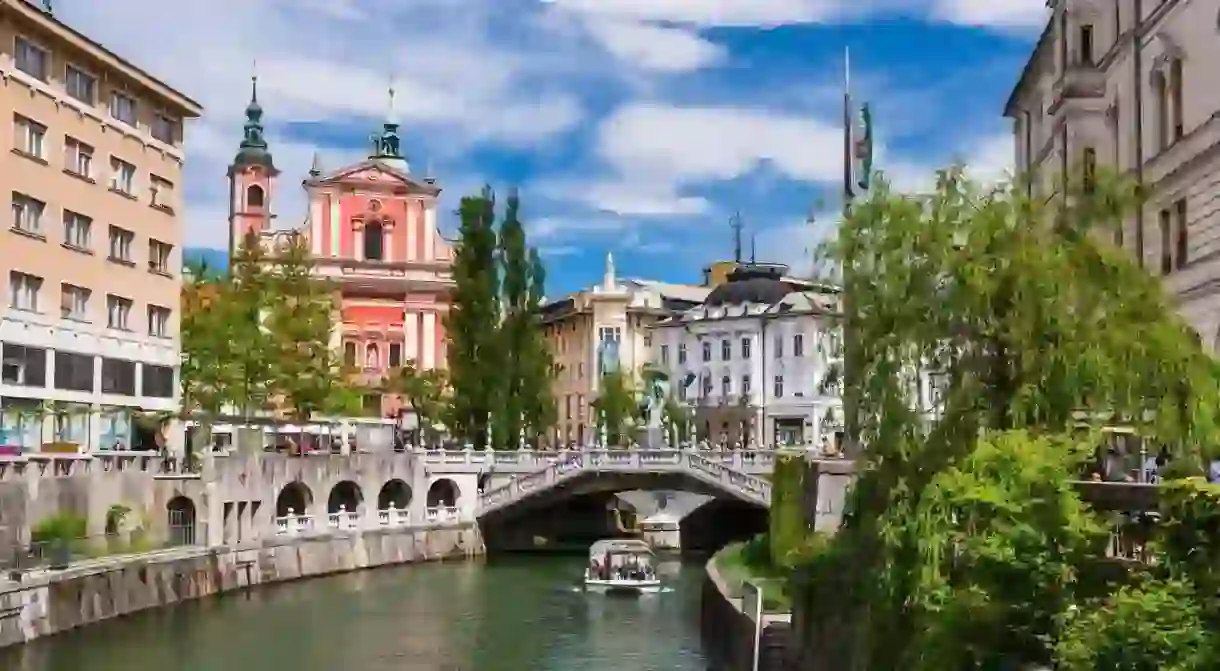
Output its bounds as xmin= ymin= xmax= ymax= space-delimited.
xmin=855 ymin=103 xmax=873 ymax=192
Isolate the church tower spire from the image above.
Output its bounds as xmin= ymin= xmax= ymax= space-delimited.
xmin=369 ymin=78 xmax=409 ymax=172
xmin=227 ymin=69 xmax=280 ymax=256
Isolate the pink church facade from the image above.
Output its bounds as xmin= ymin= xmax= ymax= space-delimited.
xmin=225 ymin=80 xmax=453 ymax=418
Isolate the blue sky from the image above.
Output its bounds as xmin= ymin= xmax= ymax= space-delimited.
xmin=64 ymin=0 xmax=1045 ymax=296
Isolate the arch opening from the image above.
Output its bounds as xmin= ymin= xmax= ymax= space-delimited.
xmin=426 ymin=478 xmax=460 ymax=507
xmin=377 ymin=479 xmax=412 ymax=510
xmin=276 ymin=481 xmax=313 ymax=517
xmin=247 ymin=184 xmax=264 ymax=208
xmin=167 ymin=495 xmax=197 ymax=546
xmin=327 ymin=480 xmax=364 ymax=513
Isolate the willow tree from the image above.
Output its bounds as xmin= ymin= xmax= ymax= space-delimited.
xmin=800 ymin=167 xmax=1220 ymax=670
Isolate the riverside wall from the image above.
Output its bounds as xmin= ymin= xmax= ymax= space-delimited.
xmin=0 ymin=522 xmax=482 ymax=649
xmin=700 ymin=556 xmax=794 ymax=671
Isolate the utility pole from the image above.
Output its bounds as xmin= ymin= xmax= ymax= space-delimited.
xmin=730 ymin=211 xmax=744 ymax=264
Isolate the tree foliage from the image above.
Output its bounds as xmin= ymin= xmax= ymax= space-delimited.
xmin=797 ymin=167 xmax=1220 ymax=670
xmin=593 ymin=369 xmax=637 ymax=446
xmin=383 ymin=361 xmax=448 ymax=446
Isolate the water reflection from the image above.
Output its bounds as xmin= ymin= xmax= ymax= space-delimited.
xmin=1 ymin=556 xmax=709 ymax=671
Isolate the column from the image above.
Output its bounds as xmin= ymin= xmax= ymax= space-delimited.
xmin=423 ymin=202 xmax=436 ymax=260
xmin=422 ymin=312 xmax=436 ymax=368
xmin=404 ymin=310 xmax=419 ymax=363
xmin=385 ymin=226 xmax=394 ymax=262
xmin=310 ymin=199 xmax=323 ymax=255
xmin=329 ymin=197 xmax=341 ymax=257
xmin=405 ymin=201 xmax=417 ymax=262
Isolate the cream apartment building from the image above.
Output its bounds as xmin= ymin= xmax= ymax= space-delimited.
xmin=0 ymin=0 xmax=202 ymax=454
xmin=1005 ymin=0 xmax=1220 ymax=344
xmin=542 ymin=255 xmax=709 ymax=446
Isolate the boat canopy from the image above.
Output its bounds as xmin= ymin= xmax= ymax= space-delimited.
xmin=588 ymin=538 xmax=653 ymax=557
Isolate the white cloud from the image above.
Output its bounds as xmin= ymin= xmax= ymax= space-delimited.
xmin=932 ymin=0 xmax=1049 ymax=29
xmin=583 ymin=20 xmax=727 ymax=71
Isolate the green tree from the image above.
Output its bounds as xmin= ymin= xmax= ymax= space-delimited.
xmin=446 ymin=188 xmax=502 ymax=449
xmin=226 ymin=232 xmax=277 ymax=417
xmin=493 ymin=189 xmax=529 ymax=450
xmin=180 ymin=274 xmax=239 ymax=418
xmin=800 ymin=167 xmax=1220 ymax=670
xmin=263 ymin=235 xmax=349 ymax=422
xmin=593 ymin=370 xmax=637 ymax=446
xmin=520 ymin=247 xmax=558 ymax=445
xmin=384 ymin=362 xmax=449 ymax=447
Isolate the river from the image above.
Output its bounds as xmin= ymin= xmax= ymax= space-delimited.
xmin=0 ymin=555 xmax=711 ymax=671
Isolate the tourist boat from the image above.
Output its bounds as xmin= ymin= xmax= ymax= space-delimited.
xmin=584 ymin=539 xmax=662 ymax=594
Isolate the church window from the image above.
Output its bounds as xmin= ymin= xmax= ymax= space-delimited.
xmin=247 ymin=184 xmax=264 ymax=208
xmin=364 ymin=221 xmax=385 ymax=261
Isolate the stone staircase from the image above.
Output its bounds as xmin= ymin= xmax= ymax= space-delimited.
xmin=476 ymin=449 xmax=773 ymax=517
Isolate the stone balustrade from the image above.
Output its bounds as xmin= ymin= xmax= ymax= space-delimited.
xmin=417 ymin=446 xmax=785 ymax=476
xmin=275 ymin=503 xmax=424 ymax=536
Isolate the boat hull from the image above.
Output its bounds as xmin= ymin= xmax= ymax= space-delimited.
xmin=584 ymin=579 xmax=662 ymax=595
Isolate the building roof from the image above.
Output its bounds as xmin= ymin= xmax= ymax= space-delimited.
xmin=625 ymin=279 xmax=713 ymax=303
xmin=1003 ymin=14 xmax=1054 ymax=118
xmin=704 ymin=263 xmax=794 ymax=307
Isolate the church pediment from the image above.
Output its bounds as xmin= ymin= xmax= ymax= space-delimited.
xmin=306 ymin=160 xmax=440 ymax=195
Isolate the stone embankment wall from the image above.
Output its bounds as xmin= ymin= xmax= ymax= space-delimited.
xmin=700 ymin=558 xmax=793 ymax=671
xmin=0 ymin=523 xmax=482 ymax=649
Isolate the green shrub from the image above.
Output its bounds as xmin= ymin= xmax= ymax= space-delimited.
xmin=30 ymin=512 xmax=87 ymax=544
xmin=769 ymin=451 xmax=807 ymax=568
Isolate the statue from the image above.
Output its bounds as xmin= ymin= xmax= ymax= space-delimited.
xmin=635 ymin=372 xmax=668 ymax=449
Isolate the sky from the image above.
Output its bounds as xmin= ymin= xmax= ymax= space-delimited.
xmin=56 ymin=0 xmax=1045 ymax=296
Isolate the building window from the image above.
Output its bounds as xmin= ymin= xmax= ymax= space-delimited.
xmin=63 ymin=211 xmax=92 ymax=251
xmin=110 ymin=91 xmax=137 ymax=126
xmin=64 ymin=137 xmax=94 ymax=179
xmin=565 ymin=395 xmax=572 ymax=420
xmin=660 ymin=344 xmax=669 ymax=365
xmin=1175 ymin=198 xmax=1188 ymax=270
xmin=152 ymin=114 xmax=176 ymax=144
xmin=1 ymin=343 xmax=47 ymax=387
xmin=363 ymin=221 xmax=385 ymax=261
xmin=1082 ymin=147 xmax=1096 ymax=194
xmin=147 ymin=305 xmax=171 ymax=337
xmin=344 ymin=341 xmax=357 ymax=366
xmin=148 ymin=240 xmax=173 ymax=274
xmin=109 ymin=157 xmax=136 ymax=195
xmin=150 ymin=175 xmax=174 ymax=211
xmin=389 ymin=343 xmax=402 ymax=368
xmin=794 ymin=333 xmax=805 ymax=357
xmin=14 ymin=37 xmax=48 ymax=81
xmin=8 ymin=271 xmax=41 ymax=311
xmin=721 ymin=375 xmax=731 ymax=396
xmin=1155 ymin=71 xmax=1170 ymax=151
xmin=13 ymin=114 xmax=46 ymax=159
xmin=741 ymin=337 xmax=751 ymax=359
xmin=247 ymin=184 xmax=264 ymax=208
xmin=774 ymin=375 xmax=784 ymax=398
xmin=11 ymin=192 xmax=45 ymax=235
xmin=701 ymin=341 xmax=711 ymax=362
xmin=720 ymin=339 xmax=731 ymax=361
xmin=54 ymin=351 xmax=95 ymax=392
xmin=108 ymin=226 xmax=134 ymax=263
xmin=773 ymin=334 xmax=783 ymax=358
xmin=101 ymin=358 xmax=137 ymax=396
xmin=742 ymin=375 xmax=751 ymax=395
xmin=1160 ymin=208 xmax=1172 ymax=274
xmin=678 ymin=344 xmax=687 ymax=364
xmin=106 ymin=294 xmax=132 ymax=330
xmin=141 ymin=364 xmax=175 ymax=398
xmin=60 ymin=283 xmax=90 ymax=321
xmin=1170 ymin=58 xmax=1184 ymax=141
xmin=701 ymin=373 xmax=713 ymax=397
xmin=1078 ymin=24 xmax=1094 ymax=65
xmin=65 ymin=65 xmax=97 ymax=104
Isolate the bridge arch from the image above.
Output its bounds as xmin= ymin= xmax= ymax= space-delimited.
xmin=426 ymin=478 xmax=461 ymax=507
xmin=378 ymin=479 xmax=412 ymax=509
xmin=276 ymin=481 xmax=313 ymax=517
xmin=679 ymin=497 xmax=768 ymax=553
xmin=327 ymin=480 xmax=363 ymax=513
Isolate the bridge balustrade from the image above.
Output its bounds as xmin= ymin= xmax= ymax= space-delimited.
xmin=416 ymin=446 xmax=786 ymax=475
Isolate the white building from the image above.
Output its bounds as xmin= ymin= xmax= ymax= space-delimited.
xmin=651 ymin=263 xmax=843 ymax=449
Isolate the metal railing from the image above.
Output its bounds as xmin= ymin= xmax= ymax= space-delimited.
xmin=1 ymin=524 xmax=203 ymax=572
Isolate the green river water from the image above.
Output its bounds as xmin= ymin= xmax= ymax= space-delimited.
xmin=0 ymin=556 xmax=711 ymax=671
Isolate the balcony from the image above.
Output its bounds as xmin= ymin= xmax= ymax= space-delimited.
xmin=1048 ymin=63 xmax=1107 ymax=115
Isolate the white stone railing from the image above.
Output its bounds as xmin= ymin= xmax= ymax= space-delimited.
xmin=425 ymin=505 xmax=460 ymax=524
xmin=417 ymin=446 xmax=784 ymax=475
xmin=327 ymin=506 xmax=361 ymax=530
xmin=275 ymin=509 xmax=315 ymax=536
xmin=476 ymin=448 xmax=773 ymax=517
xmin=377 ymin=505 xmax=411 ymax=527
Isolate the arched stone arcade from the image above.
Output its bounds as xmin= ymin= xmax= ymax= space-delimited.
xmin=426 ymin=478 xmax=461 ymax=508
xmin=327 ymin=480 xmax=363 ymax=513
xmin=276 ymin=481 xmax=313 ymax=518
xmin=378 ymin=479 xmax=412 ymax=510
